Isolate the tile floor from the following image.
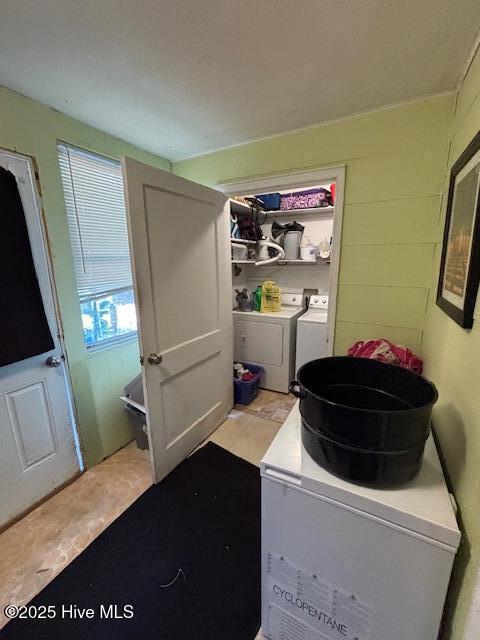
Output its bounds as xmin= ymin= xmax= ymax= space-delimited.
xmin=0 ymin=404 xmax=284 ymax=635
xmin=234 ymin=388 xmax=297 ymax=424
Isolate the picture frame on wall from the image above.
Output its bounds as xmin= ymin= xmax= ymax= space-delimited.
xmin=437 ymin=130 xmax=480 ymax=328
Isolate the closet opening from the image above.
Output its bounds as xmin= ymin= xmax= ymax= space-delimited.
xmin=219 ymin=167 xmax=345 ymax=397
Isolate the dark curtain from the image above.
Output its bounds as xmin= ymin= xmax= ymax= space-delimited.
xmin=0 ymin=166 xmax=54 ymax=366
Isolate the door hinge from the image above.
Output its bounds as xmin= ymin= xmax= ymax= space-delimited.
xmin=140 ymin=355 xmax=144 ymax=366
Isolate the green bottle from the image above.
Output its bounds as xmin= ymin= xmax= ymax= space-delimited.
xmin=254 ymin=285 xmax=262 ymax=312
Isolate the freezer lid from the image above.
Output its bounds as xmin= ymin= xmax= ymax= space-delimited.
xmin=261 ymin=403 xmax=461 ymax=549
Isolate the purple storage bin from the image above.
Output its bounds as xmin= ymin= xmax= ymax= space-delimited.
xmin=234 ymin=362 xmax=265 ymax=405
xmin=280 ymin=188 xmax=331 ymax=210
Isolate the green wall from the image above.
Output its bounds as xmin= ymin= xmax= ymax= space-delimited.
xmin=2 ymin=54 xmax=479 ymax=638
xmin=0 ymin=85 xmax=170 ymax=467
xmin=422 ymin=47 xmax=480 ymax=640
xmin=174 ymin=95 xmax=454 ymax=355
xmin=175 ymin=94 xmax=480 ymax=637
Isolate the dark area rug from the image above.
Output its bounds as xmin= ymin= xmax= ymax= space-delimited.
xmin=1 ymin=442 xmax=261 ymax=640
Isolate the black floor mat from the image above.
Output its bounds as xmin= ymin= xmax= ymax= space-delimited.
xmin=1 ymin=442 xmax=261 ymax=640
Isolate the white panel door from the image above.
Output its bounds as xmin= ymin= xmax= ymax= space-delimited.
xmin=0 ymin=151 xmax=80 ymax=527
xmin=122 ymin=158 xmax=232 ymax=483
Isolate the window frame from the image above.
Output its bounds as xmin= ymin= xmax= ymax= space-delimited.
xmin=57 ymin=141 xmax=138 ymax=350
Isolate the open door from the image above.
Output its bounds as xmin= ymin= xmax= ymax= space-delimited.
xmin=122 ymin=158 xmax=233 ymax=483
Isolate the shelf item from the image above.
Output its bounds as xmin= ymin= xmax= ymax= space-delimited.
xmin=230 ymin=199 xmax=334 ymax=217
xmin=231 ymin=242 xmax=248 ymax=261
xmin=300 ymin=236 xmax=316 ymax=262
xmin=267 ymin=205 xmax=334 ymax=216
xmin=277 ymin=259 xmax=330 ymax=265
xmin=230 ymin=237 xmax=257 ymax=245
xmin=231 ymin=238 xmax=285 ymax=266
xmin=280 ymin=187 xmax=331 ymax=211
xmin=232 ymin=259 xmax=330 ymax=266
xmin=229 ymin=199 xmax=254 ymax=216
xmin=256 ymin=193 xmax=281 ymax=211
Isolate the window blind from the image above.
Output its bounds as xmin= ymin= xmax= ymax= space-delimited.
xmin=58 ymin=142 xmax=132 ymax=301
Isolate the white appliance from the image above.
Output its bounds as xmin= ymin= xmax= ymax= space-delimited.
xmin=295 ymin=294 xmax=329 ymax=374
xmin=233 ymin=293 xmax=305 ymax=393
xmin=261 ymin=403 xmax=460 ymax=640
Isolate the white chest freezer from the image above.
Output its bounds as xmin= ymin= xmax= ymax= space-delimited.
xmin=260 ymin=403 xmax=460 ymax=640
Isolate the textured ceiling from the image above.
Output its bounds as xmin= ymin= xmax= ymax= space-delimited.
xmin=0 ymin=1 xmax=479 ymax=160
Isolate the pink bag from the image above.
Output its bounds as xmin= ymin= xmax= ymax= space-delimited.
xmin=347 ymin=338 xmax=423 ymax=374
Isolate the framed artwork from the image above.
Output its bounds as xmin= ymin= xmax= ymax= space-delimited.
xmin=437 ymin=130 xmax=480 ymax=328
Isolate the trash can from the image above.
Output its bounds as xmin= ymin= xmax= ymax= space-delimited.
xmin=121 ymin=374 xmax=149 ymax=450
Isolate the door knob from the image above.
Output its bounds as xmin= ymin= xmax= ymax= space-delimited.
xmin=45 ymin=356 xmax=62 ymax=368
xmin=147 ymin=352 xmax=163 ymax=365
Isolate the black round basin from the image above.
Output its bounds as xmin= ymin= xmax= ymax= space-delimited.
xmin=289 ymin=357 xmax=438 ymax=486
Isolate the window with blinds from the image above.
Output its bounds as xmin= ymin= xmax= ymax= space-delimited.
xmin=58 ymin=142 xmax=137 ymax=347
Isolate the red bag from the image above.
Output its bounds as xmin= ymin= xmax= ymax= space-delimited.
xmin=347 ymin=338 xmax=423 ymax=374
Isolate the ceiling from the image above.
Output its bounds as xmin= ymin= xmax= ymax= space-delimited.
xmin=0 ymin=1 xmax=479 ymax=161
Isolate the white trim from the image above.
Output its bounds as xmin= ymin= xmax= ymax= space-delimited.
xmin=456 ymin=28 xmax=480 ymax=90
xmin=85 ymin=331 xmax=139 ymax=354
xmin=217 ymin=165 xmax=345 ymax=355
xmin=217 ymin=165 xmax=343 ymax=195
xmin=0 ymin=147 xmax=83 ymax=470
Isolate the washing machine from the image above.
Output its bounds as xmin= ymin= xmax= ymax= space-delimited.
xmin=233 ymin=293 xmax=305 ymax=393
xmin=295 ymin=294 xmax=328 ymax=374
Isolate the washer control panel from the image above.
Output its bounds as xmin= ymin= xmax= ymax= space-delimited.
xmin=309 ymin=294 xmax=329 ymax=309
xmin=281 ymin=293 xmax=304 ymax=307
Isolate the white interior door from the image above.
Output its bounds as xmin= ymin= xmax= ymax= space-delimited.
xmin=122 ymin=158 xmax=233 ymax=483
xmin=0 ymin=150 xmax=80 ymax=527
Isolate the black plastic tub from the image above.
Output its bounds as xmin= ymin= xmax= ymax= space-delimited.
xmin=301 ymin=418 xmax=428 ymax=486
xmin=289 ymin=357 xmax=438 ymax=486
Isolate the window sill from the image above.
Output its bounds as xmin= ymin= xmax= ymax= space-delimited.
xmin=85 ymin=332 xmax=139 ymax=356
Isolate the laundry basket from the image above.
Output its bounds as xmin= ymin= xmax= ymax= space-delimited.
xmin=234 ymin=362 xmax=265 ymax=405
